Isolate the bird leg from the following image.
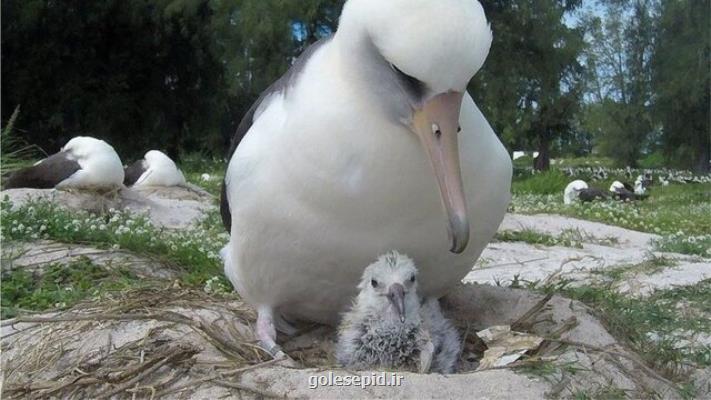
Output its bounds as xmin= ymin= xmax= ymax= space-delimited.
xmin=256 ymin=306 xmax=287 ymax=359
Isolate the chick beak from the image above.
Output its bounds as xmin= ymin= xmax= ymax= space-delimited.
xmin=387 ymin=283 xmax=406 ymax=323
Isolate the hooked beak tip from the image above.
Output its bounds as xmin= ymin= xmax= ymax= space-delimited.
xmin=448 ymin=215 xmax=470 ymax=254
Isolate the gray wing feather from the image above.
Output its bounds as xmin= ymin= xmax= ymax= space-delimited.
xmin=123 ymin=160 xmax=146 ymax=186
xmin=2 ymin=152 xmax=81 ymax=189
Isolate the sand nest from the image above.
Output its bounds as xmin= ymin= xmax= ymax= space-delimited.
xmin=1 ymin=284 xmax=683 ymax=399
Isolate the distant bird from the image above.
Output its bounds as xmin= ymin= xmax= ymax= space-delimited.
xmin=124 ymin=150 xmax=186 ymax=187
xmin=564 ymin=179 xmax=608 ymax=203
xmin=634 ymin=174 xmax=652 ymax=195
xmin=563 ymin=180 xmax=588 ymax=204
xmin=577 ymin=187 xmax=609 ymax=202
xmin=2 ymin=136 xmax=124 ymax=191
xmin=220 ymin=0 xmax=511 ymax=355
xmin=593 ymin=167 xmax=608 ymax=181
xmin=624 ymin=166 xmax=634 ymax=180
xmin=336 ymin=252 xmax=460 ymax=373
xmin=610 ymin=181 xmax=638 ymax=201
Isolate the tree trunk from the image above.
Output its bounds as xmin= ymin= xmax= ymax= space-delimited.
xmin=533 ymin=138 xmax=551 ymax=171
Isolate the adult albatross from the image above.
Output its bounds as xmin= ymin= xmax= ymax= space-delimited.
xmin=124 ymin=150 xmax=186 ymax=187
xmin=221 ymin=0 xmax=512 ymax=355
xmin=3 ymin=136 xmax=124 ymax=191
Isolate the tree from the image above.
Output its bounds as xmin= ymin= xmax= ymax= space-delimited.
xmin=1 ymin=0 xmax=344 ymax=160
xmin=473 ymin=0 xmax=585 ymax=170
xmin=579 ymin=0 xmax=658 ymax=167
xmin=652 ymin=0 xmax=710 ymax=172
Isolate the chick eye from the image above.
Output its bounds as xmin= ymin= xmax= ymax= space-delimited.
xmin=410 ymin=275 xmax=416 ymax=283
xmin=371 ymin=279 xmax=378 ymax=288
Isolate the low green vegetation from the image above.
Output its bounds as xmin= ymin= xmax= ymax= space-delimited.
xmin=1 ymin=257 xmax=142 ymax=319
xmin=180 ymin=153 xmax=225 ymax=197
xmin=653 ymin=234 xmax=711 ymax=258
xmin=510 ymin=169 xmax=711 ymax=257
xmin=496 ymin=227 xmax=618 ymax=248
xmin=0 ymin=197 xmax=229 ymax=287
xmin=530 ymin=278 xmax=711 ymax=385
xmin=590 ymin=254 xmax=676 ymax=282
xmin=1 ymin=106 xmax=43 ymax=176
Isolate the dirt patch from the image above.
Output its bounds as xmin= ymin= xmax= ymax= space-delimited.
xmin=1 ymin=284 xmax=684 ymax=399
xmin=1 ymin=240 xmax=179 ymax=280
xmin=469 ymin=214 xmax=711 ymax=296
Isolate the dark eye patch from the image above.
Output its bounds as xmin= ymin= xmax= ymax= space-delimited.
xmin=371 ymin=279 xmax=378 ymax=288
xmin=390 ymin=63 xmax=425 ymax=99
xmin=410 ymin=275 xmax=416 ymax=283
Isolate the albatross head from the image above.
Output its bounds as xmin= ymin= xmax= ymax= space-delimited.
xmin=337 ymin=0 xmax=492 ymax=253
xmin=62 ymin=136 xmax=112 ymax=160
xmin=356 ymin=251 xmax=420 ymax=323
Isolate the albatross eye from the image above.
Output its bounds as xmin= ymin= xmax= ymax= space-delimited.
xmin=371 ymin=279 xmax=378 ymax=288
xmin=410 ymin=275 xmax=416 ymax=283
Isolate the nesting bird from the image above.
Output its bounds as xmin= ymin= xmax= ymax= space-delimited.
xmin=2 ymin=136 xmax=124 ymax=191
xmin=563 ymin=180 xmax=588 ymax=204
xmin=564 ymin=180 xmax=608 ymax=203
xmin=634 ymin=174 xmax=652 ymax=195
xmin=336 ymin=251 xmax=461 ymax=374
xmin=609 ymin=181 xmax=639 ymax=201
xmin=124 ymin=150 xmax=186 ymax=187
xmin=220 ymin=0 xmax=512 ymax=355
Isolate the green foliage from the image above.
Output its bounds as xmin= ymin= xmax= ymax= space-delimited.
xmin=512 ymin=169 xmax=570 ymax=195
xmin=0 ymin=0 xmax=344 ymax=159
xmin=652 ymin=0 xmax=711 ymax=173
xmin=579 ymin=1 xmax=657 ymax=168
xmin=473 ymin=0 xmax=585 ymax=170
xmin=1 ymin=105 xmax=43 ymax=176
xmin=1 ymin=258 xmax=140 ymax=319
xmin=638 ymin=151 xmax=665 ymax=169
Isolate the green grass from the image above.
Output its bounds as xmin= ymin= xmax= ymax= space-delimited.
xmin=512 ymin=169 xmax=571 ymax=195
xmin=1 ymin=197 xmax=229 ymax=287
xmin=551 ymin=280 xmax=711 ymax=381
xmin=1 ymin=257 xmax=143 ymax=319
xmin=496 ymin=227 xmax=618 ymax=248
xmin=179 ymin=152 xmax=225 ymax=197
xmin=653 ymin=234 xmax=711 ymax=257
xmin=510 ymin=182 xmax=711 ymax=256
xmin=1 ymin=105 xmax=43 ymax=177
xmin=590 ymin=254 xmax=677 ymax=282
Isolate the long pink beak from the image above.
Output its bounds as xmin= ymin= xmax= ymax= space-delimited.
xmin=412 ymin=92 xmax=470 ymax=254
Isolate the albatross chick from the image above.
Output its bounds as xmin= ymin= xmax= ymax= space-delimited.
xmin=336 ymin=251 xmax=461 ymax=373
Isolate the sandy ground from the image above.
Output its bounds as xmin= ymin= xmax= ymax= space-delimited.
xmin=2 ymin=190 xmax=709 ymax=399
xmin=465 ymin=214 xmax=711 ymax=296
